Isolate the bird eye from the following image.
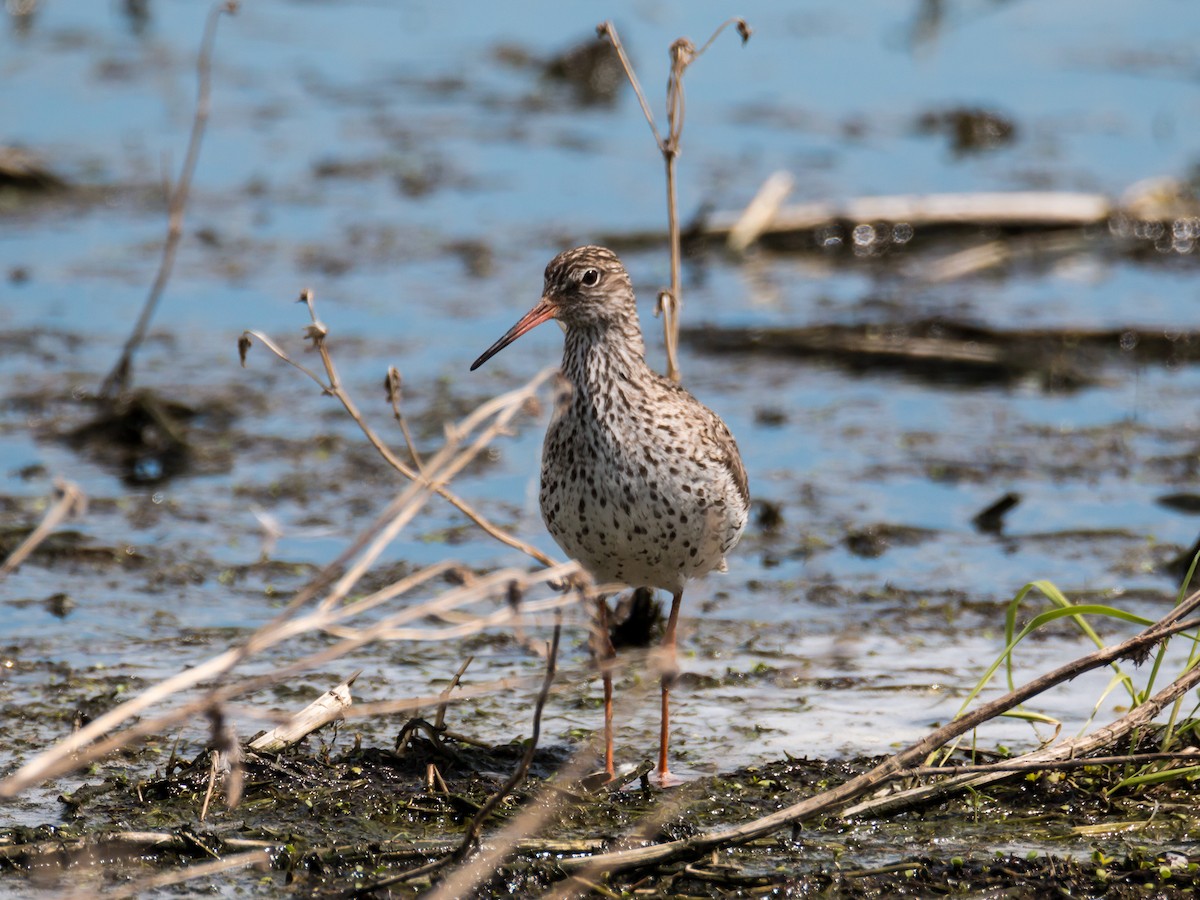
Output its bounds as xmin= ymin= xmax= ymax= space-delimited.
xmin=579 ymin=268 xmax=600 ymax=287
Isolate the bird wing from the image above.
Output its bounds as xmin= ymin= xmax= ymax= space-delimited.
xmin=657 ymin=377 xmax=749 ymax=510
xmin=698 ymin=402 xmax=750 ymax=510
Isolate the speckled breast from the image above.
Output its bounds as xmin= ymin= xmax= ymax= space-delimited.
xmin=538 ymin=385 xmax=746 ymax=594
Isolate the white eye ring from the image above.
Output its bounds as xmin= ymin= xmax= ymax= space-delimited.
xmin=580 ymin=268 xmax=600 ymax=287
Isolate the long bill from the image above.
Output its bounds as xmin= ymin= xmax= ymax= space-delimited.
xmin=469 ymin=296 xmax=558 ymax=371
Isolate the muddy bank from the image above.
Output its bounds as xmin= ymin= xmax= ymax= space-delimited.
xmin=3 ymin=721 xmax=1199 ymax=897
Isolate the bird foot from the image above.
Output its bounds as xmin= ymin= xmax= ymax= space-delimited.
xmin=651 ymin=768 xmax=686 ymax=788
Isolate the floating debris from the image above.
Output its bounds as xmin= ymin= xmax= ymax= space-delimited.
xmin=972 ymin=492 xmax=1022 ymax=534
xmin=915 ymin=106 xmax=1017 ymax=155
xmin=682 ymin=319 xmax=1200 ymax=390
xmin=0 ymin=146 xmax=66 ymax=192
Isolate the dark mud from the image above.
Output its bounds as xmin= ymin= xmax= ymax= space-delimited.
xmin=3 ymin=721 xmax=1199 ymax=897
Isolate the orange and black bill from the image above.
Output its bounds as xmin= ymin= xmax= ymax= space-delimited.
xmin=469 ymin=297 xmax=558 ymax=370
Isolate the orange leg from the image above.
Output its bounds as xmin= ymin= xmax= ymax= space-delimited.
xmin=657 ymin=590 xmax=683 ymax=781
xmin=595 ymin=597 xmax=617 ymax=777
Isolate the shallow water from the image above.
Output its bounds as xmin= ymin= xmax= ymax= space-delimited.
xmin=3 ymin=0 xmax=1200 ymax=832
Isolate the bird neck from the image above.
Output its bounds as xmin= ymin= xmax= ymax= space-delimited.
xmin=560 ymin=318 xmax=650 ymax=398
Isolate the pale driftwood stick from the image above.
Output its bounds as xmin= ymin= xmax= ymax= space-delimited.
xmin=0 ymin=478 xmax=86 ymax=576
xmin=727 ymin=170 xmax=794 ymax=252
xmin=705 ymin=191 xmax=1112 ymax=237
xmin=559 ymin=599 xmax=1200 ymax=874
xmin=248 ymin=671 xmax=359 ymax=752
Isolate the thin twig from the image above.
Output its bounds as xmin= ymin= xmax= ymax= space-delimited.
xmin=0 ymin=478 xmax=86 ymax=577
xmin=456 ymin=623 xmax=561 ymax=854
xmin=99 ymin=1 xmax=238 ymax=398
xmin=435 ymin=658 xmax=473 ymax=731
xmin=840 ymin=658 xmax=1200 ymax=821
xmin=597 ymin=18 xmax=749 ymax=383
xmin=241 ymin=292 xmax=558 ymax=568
xmin=0 ymin=368 xmax=578 ymax=797
xmin=558 ymin=601 xmax=1200 ymax=874
xmin=385 ymin=364 xmax=424 ymax=472
xmin=359 ymin=623 xmax=562 ymax=895
xmin=898 ymin=750 xmax=1200 ymax=778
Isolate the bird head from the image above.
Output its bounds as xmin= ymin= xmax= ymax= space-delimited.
xmin=470 ymin=246 xmax=636 ymax=371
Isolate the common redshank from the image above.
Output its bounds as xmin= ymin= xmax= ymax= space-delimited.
xmin=471 ymin=245 xmax=749 ymax=782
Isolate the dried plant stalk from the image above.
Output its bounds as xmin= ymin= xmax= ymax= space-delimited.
xmin=100 ymin=1 xmax=239 ymax=398
xmin=242 ymin=289 xmax=559 ymax=568
xmin=559 ymin=593 xmax=1200 ymax=875
xmin=597 ymin=18 xmax=750 ymax=381
xmin=0 ymin=357 xmax=584 ymax=798
xmin=0 ymin=478 xmax=86 ymax=577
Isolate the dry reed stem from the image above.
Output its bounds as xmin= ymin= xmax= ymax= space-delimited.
xmin=241 ymin=290 xmax=558 ymax=568
xmin=199 ymin=750 xmax=220 ymax=821
xmin=368 ymin=625 xmax=565 ymax=894
xmin=0 ymin=363 xmax=581 ymax=797
xmin=892 ymin=750 xmax=1200 ymax=778
xmin=99 ymin=1 xmax=238 ymax=399
xmin=0 ymin=477 xmax=86 ymax=576
xmin=558 ymin=593 xmax=1200 ymax=875
xmin=385 ymin=364 xmax=424 ymax=471
xmin=598 ymin=18 xmax=749 ymax=382
xmin=0 ymin=558 xmax=584 ymax=796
